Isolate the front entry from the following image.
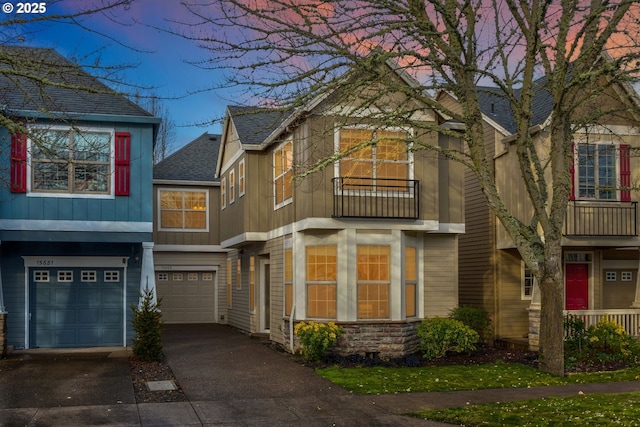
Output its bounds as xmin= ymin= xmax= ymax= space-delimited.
xmin=566 ymin=263 xmax=589 ymax=310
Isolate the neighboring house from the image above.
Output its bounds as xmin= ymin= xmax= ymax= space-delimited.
xmin=152 ymin=132 xmax=228 ymax=324
xmin=0 ymin=47 xmax=160 ymax=351
xmin=215 ymin=60 xmax=465 ymax=358
xmin=454 ymin=76 xmax=640 ymax=349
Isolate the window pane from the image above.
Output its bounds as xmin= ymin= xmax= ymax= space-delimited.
xmin=376 ymin=131 xmax=407 ymax=161
xmin=598 ymin=145 xmax=616 ymax=199
xmin=357 ymin=246 xmax=390 ymax=281
xmin=161 ymin=211 xmax=183 ymax=228
xmin=184 ymin=192 xmax=206 ymax=210
xmin=32 ymin=162 xmax=69 ymax=191
xmin=184 ymin=211 xmax=206 ymax=229
xmin=358 ymin=283 xmax=389 ymax=319
xmin=161 ymin=191 xmax=183 ymax=209
xmin=307 ymin=284 xmax=337 ymax=318
xmin=284 ymin=249 xmax=293 ymax=282
xmin=306 ymin=246 xmax=336 ymax=281
xmin=578 ymin=145 xmax=595 ymax=198
xmin=285 ymin=284 xmax=293 ymax=316
xmin=405 ymin=247 xmax=417 ymax=281
xmin=405 ymin=283 xmax=416 ymax=317
xmin=74 ymin=164 xmax=108 ymax=193
xmin=32 ymin=130 xmax=69 ymax=160
xmin=74 ymin=132 xmax=110 ymax=162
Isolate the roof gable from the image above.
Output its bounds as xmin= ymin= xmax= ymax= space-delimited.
xmin=154 ymin=133 xmax=222 ymax=182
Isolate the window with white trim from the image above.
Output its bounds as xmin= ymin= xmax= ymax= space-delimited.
xmin=576 ymin=143 xmax=618 ymax=200
xmin=58 ymin=271 xmax=73 ymax=282
xmin=157 ymin=272 xmax=169 ymax=281
xmin=81 ymin=271 xmax=97 ymax=282
xmin=274 ymin=139 xmax=293 ymax=208
xmin=104 ymin=271 xmax=120 ymax=282
xmin=229 ymin=168 xmax=235 ymax=204
xmin=221 ymin=177 xmax=227 ymax=209
xmin=34 ymin=270 xmax=50 ymax=282
xmin=159 ymin=189 xmax=208 ymax=231
xmin=522 ymin=264 xmax=535 ymax=300
xmin=238 ymin=159 xmax=245 ymax=197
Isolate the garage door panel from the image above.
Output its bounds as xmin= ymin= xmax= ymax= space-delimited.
xmin=157 ymin=271 xmax=216 ymax=323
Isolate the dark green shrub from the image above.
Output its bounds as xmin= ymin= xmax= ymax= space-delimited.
xmin=449 ymin=306 xmax=492 ymax=343
xmin=131 ymin=288 xmax=164 ymax=361
xmin=416 ymin=317 xmax=479 ymax=360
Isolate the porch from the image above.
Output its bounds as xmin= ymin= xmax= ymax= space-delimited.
xmin=564 ymin=309 xmax=640 ymax=337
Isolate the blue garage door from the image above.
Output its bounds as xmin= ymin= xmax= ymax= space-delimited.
xmin=29 ymin=268 xmax=124 ymax=348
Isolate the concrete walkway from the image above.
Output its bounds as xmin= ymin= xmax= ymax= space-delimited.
xmin=1 ymin=323 xmax=639 ymax=426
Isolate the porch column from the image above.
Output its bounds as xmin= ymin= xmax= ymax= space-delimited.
xmin=632 ymin=252 xmax=640 ymax=308
xmin=0 ymin=241 xmax=6 ymax=357
xmin=139 ymin=242 xmax=157 ymax=307
xmin=528 ymin=281 xmax=541 ymax=351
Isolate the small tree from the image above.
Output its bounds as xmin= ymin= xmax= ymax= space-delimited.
xmin=131 ymin=288 xmax=164 ymax=362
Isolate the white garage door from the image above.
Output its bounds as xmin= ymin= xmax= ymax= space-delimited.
xmin=156 ymin=271 xmax=216 ymax=323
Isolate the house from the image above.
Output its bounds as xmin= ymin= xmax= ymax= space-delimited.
xmin=0 ymin=47 xmax=160 ymax=352
xmin=454 ymin=77 xmax=640 ymax=350
xmin=152 ymin=132 xmax=228 ymax=324
xmin=214 ymin=60 xmax=465 ymax=358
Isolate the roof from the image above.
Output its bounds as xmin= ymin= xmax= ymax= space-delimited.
xmin=154 ymin=133 xmax=222 ymax=182
xmin=0 ymin=46 xmax=155 ymax=119
xmin=227 ymin=105 xmax=292 ymax=146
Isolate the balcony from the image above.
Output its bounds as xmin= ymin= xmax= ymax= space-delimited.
xmin=563 ymin=201 xmax=637 ymax=237
xmin=332 ymin=177 xmax=419 ymax=219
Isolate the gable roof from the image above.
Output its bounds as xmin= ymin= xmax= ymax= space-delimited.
xmin=154 ymin=133 xmax=222 ymax=183
xmin=0 ymin=46 xmax=156 ymax=121
xmin=227 ymin=105 xmax=292 ymax=147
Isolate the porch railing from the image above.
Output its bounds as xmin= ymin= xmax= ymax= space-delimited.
xmin=563 ymin=201 xmax=637 ymax=237
xmin=332 ymin=177 xmax=420 ymax=219
xmin=564 ymin=309 xmax=640 ymax=337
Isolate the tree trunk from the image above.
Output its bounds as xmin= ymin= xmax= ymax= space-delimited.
xmin=537 ymin=240 xmax=565 ymax=376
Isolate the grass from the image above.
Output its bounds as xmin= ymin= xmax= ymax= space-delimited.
xmin=316 ymin=361 xmax=640 ymax=394
xmin=414 ymin=392 xmax=640 ymax=426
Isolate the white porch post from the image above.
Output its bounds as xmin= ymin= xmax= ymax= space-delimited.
xmin=632 ymin=251 xmax=640 ymax=308
xmin=139 ymin=242 xmax=157 ymax=307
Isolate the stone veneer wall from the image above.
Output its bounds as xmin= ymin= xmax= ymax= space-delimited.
xmin=283 ymin=319 xmax=422 ymax=359
xmin=0 ymin=313 xmax=6 ymax=358
xmin=528 ymin=307 xmax=540 ymax=351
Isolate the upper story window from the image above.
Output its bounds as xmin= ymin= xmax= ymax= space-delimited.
xmin=574 ymin=143 xmax=630 ymax=201
xmin=337 ymin=128 xmax=412 ymax=189
xmin=238 ymin=159 xmax=245 ymax=197
xmin=10 ymin=127 xmax=131 ymax=197
xmin=274 ymin=139 xmax=293 ymax=208
xmin=158 ymin=189 xmax=208 ymax=231
xmin=221 ymin=177 xmax=227 ymax=210
xmin=229 ymin=168 xmax=235 ymax=204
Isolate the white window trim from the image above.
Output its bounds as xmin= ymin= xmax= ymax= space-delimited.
xmin=221 ymin=177 xmax=227 ymax=210
xmin=238 ymin=158 xmax=246 ymax=197
xmin=27 ymin=125 xmax=116 ymax=199
xmin=521 ymin=262 xmax=535 ymax=301
xmin=273 ymin=139 xmax=293 ymax=210
xmin=574 ymin=141 xmax=621 ymax=201
xmin=229 ymin=168 xmax=236 ymax=204
xmin=157 ymin=188 xmax=210 ymax=233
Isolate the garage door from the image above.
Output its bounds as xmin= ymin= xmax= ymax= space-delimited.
xmin=156 ymin=271 xmax=216 ymax=323
xmin=29 ymin=268 xmax=124 ymax=348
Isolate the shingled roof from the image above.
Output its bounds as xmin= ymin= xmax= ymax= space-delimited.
xmin=154 ymin=133 xmax=221 ymax=182
xmin=227 ymin=105 xmax=292 ymax=146
xmin=0 ymin=46 xmax=153 ymax=118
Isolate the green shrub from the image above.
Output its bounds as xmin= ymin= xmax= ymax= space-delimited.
xmin=417 ymin=317 xmax=479 ymax=360
xmin=131 ymin=288 xmax=164 ymax=362
xmin=449 ymin=306 xmax=492 ymax=343
xmin=294 ymin=321 xmax=343 ymax=362
xmin=564 ymin=315 xmax=640 ymax=369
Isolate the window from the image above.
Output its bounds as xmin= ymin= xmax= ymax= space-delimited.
xmin=249 ymin=256 xmax=255 ymax=311
xmin=284 ymin=248 xmax=293 ymax=316
xmin=229 ymin=168 xmax=235 ymax=204
xmin=159 ymin=190 xmax=208 ymax=231
xmin=81 ymin=271 xmax=97 ymax=282
xmin=338 ymin=128 xmax=411 ymax=189
xmin=58 ymin=271 xmax=73 ymax=282
xmin=221 ymin=177 xmax=227 ymax=209
xmin=104 ymin=271 xmax=120 ymax=282
xmin=405 ymin=247 xmax=417 ymax=317
xmin=238 ymin=159 xmax=245 ymax=196
xmin=606 ymin=271 xmax=617 ymax=282
xmin=274 ymin=140 xmax=293 ymax=207
xmin=227 ymin=259 xmax=232 ymax=307
xmin=522 ymin=265 xmax=535 ymax=300
xmin=34 ymin=271 xmax=50 ymax=282
xmin=157 ymin=272 xmax=169 ymax=281
xmin=202 ymin=272 xmax=214 ymax=281
xmin=306 ymin=245 xmax=337 ymax=319
xmin=30 ymin=128 xmax=112 ymax=195
xmin=574 ymin=143 xmax=630 ymax=201
xmin=622 ymin=271 xmax=633 ymax=282
xmin=188 ymin=273 xmax=198 ymax=281
xmin=357 ymin=246 xmax=390 ymax=319
xmin=236 ymin=259 xmax=242 ymax=289
xmin=173 ymin=273 xmax=183 ymax=281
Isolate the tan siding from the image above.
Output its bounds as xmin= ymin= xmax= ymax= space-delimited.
xmin=423 ymin=235 xmax=459 ymax=317
xmin=496 ymin=250 xmax=530 ymax=338
xmin=265 ymin=237 xmax=285 ymax=345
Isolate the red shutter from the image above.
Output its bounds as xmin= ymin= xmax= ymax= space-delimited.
xmin=620 ymin=143 xmax=631 ymax=202
xmin=114 ymin=132 xmax=131 ymax=196
xmin=10 ymin=133 xmax=27 ymax=193
xmin=569 ymin=143 xmax=575 ymax=201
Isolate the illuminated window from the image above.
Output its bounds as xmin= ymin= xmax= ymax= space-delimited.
xmin=306 ymin=246 xmax=337 ymax=319
xmin=239 ymin=159 xmax=245 ymax=196
xmin=159 ymin=189 xmax=208 ymax=231
xmin=229 ymin=168 xmax=235 ymax=204
xmin=274 ymin=140 xmax=293 ymax=208
xmin=249 ymin=257 xmax=255 ymax=311
xmin=221 ymin=177 xmax=227 ymax=209
xmin=227 ymin=259 xmax=232 ymax=307
xmin=357 ymin=246 xmax=390 ymax=319
xmin=284 ymin=248 xmax=293 ymax=316
xmin=237 ymin=258 xmax=242 ymax=290
xmin=405 ymin=247 xmax=417 ymax=317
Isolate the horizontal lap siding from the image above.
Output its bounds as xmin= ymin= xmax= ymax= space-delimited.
xmin=423 ymin=235 xmax=458 ymax=317
xmin=496 ymin=250 xmax=529 ymax=338
xmin=266 ymin=237 xmax=285 ymax=345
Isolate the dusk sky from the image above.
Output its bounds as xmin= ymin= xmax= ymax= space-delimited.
xmin=5 ymin=0 xmax=231 ymax=151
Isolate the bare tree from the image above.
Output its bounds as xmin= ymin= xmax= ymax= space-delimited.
xmin=143 ymin=96 xmax=176 ymax=164
xmin=179 ymin=0 xmax=640 ymax=375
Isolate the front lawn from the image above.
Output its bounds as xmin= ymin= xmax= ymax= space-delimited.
xmin=316 ymin=362 xmax=640 ymax=394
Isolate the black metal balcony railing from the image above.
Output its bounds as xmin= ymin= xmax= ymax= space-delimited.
xmin=332 ymin=177 xmax=420 ymax=219
xmin=563 ymin=201 xmax=638 ymax=237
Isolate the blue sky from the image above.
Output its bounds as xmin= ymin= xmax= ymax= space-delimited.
xmin=5 ymin=0 xmax=231 ymax=150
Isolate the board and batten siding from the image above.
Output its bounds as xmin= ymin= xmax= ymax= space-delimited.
xmin=423 ymin=234 xmax=459 ymax=318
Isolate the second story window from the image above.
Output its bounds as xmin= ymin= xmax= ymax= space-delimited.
xmin=337 ymin=128 xmax=412 ymax=189
xmin=577 ymin=144 xmax=616 ymax=200
xmin=159 ymin=189 xmax=208 ymax=231
xmin=274 ymin=139 xmax=293 ymax=208
xmin=229 ymin=168 xmax=235 ymax=204
xmin=30 ymin=128 xmax=112 ymax=195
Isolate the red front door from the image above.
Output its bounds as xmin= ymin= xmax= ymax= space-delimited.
xmin=565 ymin=263 xmax=589 ymax=310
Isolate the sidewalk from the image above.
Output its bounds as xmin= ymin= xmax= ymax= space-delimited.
xmin=1 ymin=323 xmax=639 ymax=426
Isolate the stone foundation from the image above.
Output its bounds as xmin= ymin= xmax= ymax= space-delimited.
xmin=528 ymin=307 xmax=540 ymax=351
xmin=284 ymin=319 xmax=421 ymax=359
xmin=0 ymin=313 xmax=6 ymax=358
